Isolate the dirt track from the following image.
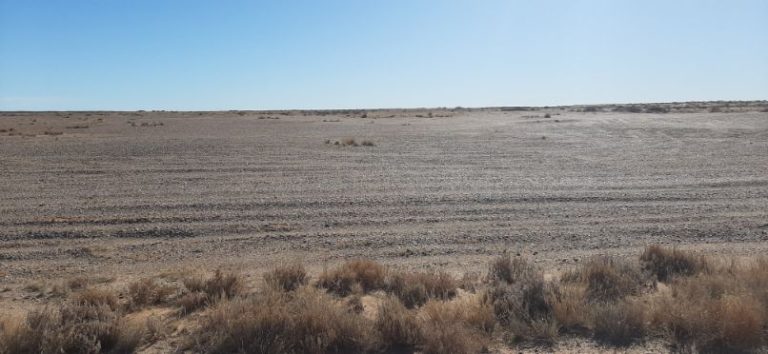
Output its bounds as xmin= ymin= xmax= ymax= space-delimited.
xmin=1 ymin=107 xmax=767 ymax=294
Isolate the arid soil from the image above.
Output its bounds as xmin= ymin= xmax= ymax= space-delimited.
xmin=1 ymin=104 xmax=768 ymax=314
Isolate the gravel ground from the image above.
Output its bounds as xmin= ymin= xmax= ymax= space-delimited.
xmin=1 ymin=107 xmax=767 ymax=301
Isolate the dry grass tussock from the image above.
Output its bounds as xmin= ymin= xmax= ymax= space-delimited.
xmin=386 ymin=270 xmax=458 ymax=308
xmin=192 ymin=287 xmax=377 ymax=354
xmin=127 ymin=278 xmax=177 ymax=309
xmin=316 ymin=259 xmax=387 ymax=296
xmin=0 ymin=297 xmax=142 ymax=354
xmin=178 ymin=269 xmax=243 ymax=313
xmin=3 ymin=246 xmax=768 ymax=353
xmin=326 ymin=138 xmax=374 ymax=147
xmin=485 ymin=255 xmax=559 ymax=344
xmin=561 ymin=256 xmax=646 ymax=302
xmin=640 ymin=244 xmax=709 ymax=281
xmin=263 ymin=263 xmax=308 ymax=292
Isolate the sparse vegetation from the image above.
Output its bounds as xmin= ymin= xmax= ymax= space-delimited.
xmin=561 ymin=256 xmax=645 ymax=301
xmin=127 ymin=278 xmax=177 ymax=308
xmin=264 ymin=263 xmax=308 ymax=292
xmin=640 ymin=244 xmax=708 ymax=281
xmin=192 ymin=287 xmax=377 ymax=354
xmin=386 ymin=270 xmax=458 ymax=308
xmin=3 ymin=246 xmax=768 ymax=353
xmin=316 ymin=259 xmax=387 ymax=296
xmin=326 ymin=138 xmax=374 ymax=147
xmin=0 ymin=297 xmax=142 ymax=354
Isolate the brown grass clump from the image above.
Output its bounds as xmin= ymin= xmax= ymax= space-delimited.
xmin=193 ymin=287 xmax=377 ymax=354
xmin=177 ymin=270 xmax=242 ymax=313
xmin=562 ymin=257 xmax=646 ymax=302
xmin=386 ymin=270 xmax=458 ymax=308
xmin=183 ymin=269 xmax=242 ymax=300
xmin=177 ymin=291 xmax=210 ymax=314
xmin=652 ymin=273 xmax=767 ymax=353
xmin=591 ymin=299 xmax=647 ymax=346
xmin=549 ymin=284 xmax=590 ymax=334
xmin=458 ymin=272 xmax=481 ymax=292
xmin=74 ymin=287 xmax=120 ymax=310
xmin=127 ymin=278 xmax=177 ymax=309
xmin=341 ymin=138 xmax=358 ymax=147
xmin=0 ymin=300 xmax=142 ymax=354
xmin=360 ymin=140 xmax=375 ymax=146
xmin=487 ymin=254 xmax=538 ymax=285
xmin=640 ymin=245 xmax=708 ymax=281
xmin=375 ymin=296 xmax=422 ymax=351
xmin=66 ymin=277 xmax=90 ymax=291
xmin=486 ymin=256 xmax=558 ymax=344
xmin=419 ymin=297 xmax=493 ymax=354
xmin=316 ymin=259 xmax=387 ymax=296
xmin=264 ymin=263 xmax=308 ymax=292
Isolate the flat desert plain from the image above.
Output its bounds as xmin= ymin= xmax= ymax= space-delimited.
xmin=1 ymin=105 xmax=767 ymax=310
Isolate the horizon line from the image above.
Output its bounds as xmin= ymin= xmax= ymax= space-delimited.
xmin=1 ymin=99 xmax=766 ymax=113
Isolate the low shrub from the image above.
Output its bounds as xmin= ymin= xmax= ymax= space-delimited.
xmin=183 ymin=269 xmax=241 ymax=300
xmin=562 ymin=257 xmax=645 ymax=301
xmin=0 ymin=300 xmax=142 ymax=354
xmin=74 ymin=287 xmax=120 ymax=311
xmin=420 ymin=298 xmax=491 ymax=354
xmin=375 ymin=296 xmax=422 ymax=351
xmin=592 ymin=299 xmax=647 ymax=346
xmin=487 ymin=254 xmax=538 ymax=285
xmin=386 ymin=270 xmax=457 ymax=308
xmin=486 ymin=257 xmax=558 ymax=344
xmin=127 ymin=278 xmax=177 ymax=309
xmin=193 ymin=288 xmax=377 ymax=354
xmin=641 ymin=245 xmax=708 ymax=281
xmin=264 ymin=263 xmax=308 ymax=292
xmin=316 ymin=260 xmax=387 ymax=296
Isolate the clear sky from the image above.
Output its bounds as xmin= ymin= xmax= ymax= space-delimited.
xmin=1 ymin=0 xmax=766 ymax=110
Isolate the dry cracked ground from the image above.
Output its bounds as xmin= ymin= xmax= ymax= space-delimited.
xmin=1 ymin=104 xmax=767 ymax=314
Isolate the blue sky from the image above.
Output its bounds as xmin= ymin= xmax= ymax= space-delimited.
xmin=1 ymin=0 xmax=766 ymax=110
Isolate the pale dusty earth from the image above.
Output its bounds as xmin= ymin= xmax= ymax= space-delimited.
xmin=1 ymin=105 xmax=767 ymax=333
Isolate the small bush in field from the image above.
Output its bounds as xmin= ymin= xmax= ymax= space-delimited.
xmin=0 ymin=300 xmax=142 ymax=354
xmin=128 ymin=278 xmax=177 ymax=308
xmin=386 ymin=270 xmax=457 ymax=308
xmin=193 ymin=288 xmax=376 ymax=354
xmin=487 ymin=254 xmax=538 ymax=285
xmin=486 ymin=256 xmax=558 ymax=344
xmin=316 ymin=260 xmax=387 ymax=296
xmin=183 ymin=270 xmax=241 ymax=300
xmin=375 ymin=296 xmax=422 ymax=351
xmin=420 ymin=298 xmax=492 ymax=354
xmin=562 ymin=257 xmax=645 ymax=301
xmin=341 ymin=138 xmax=358 ymax=147
xmin=641 ymin=245 xmax=707 ymax=281
xmin=264 ymin=263 xmax=308 ymax=292
xmin=592 ymin=299 xmax=647 ymax=346
xmin=177 ymin=270 xmax=242 ymax=313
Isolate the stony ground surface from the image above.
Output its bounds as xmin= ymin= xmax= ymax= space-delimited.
xmin=1 ymin=107 xmax=767 ymax=314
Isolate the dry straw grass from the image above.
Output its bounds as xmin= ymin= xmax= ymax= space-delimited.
xmin=640 ymin=244 xmax=708 ymax=281
xmin=127 ymin=278 xmax=177 ymax=309
xmin=264 ymin=263 xmax=308 ymax=292
xmin=316 ymin=259 xmax=387 ymax=296
xmin=386 ymin=270 xmax=458 ymax=308
xmin=193 ymin=287 xmax=377 ymax=354
xmin=177 ymin=269 xmax=243 ymax=313
xmin=0 ymin=297 xmax=142 ymax=354
xmin=3 ymin=246 xmax=768 ymax=353
xmin=561 ymin=256 xmax=645 ymax=302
